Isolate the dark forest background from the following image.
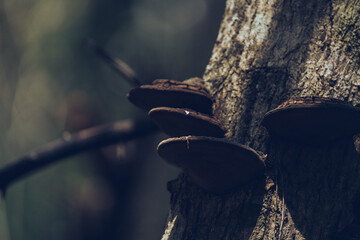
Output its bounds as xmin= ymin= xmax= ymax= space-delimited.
xmin=0 ymin=0 xmax=224 ymax=239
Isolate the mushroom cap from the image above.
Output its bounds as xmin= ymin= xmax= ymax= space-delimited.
xmin=127 ymin=79 xmax=213 ymax=115
xmin=157 ymin=136 xmax=265 ymax=193
xmin=262 ymin=97 xmax=360 ymax=143
xmin=149 ymin=107 xmax=226 ymax=137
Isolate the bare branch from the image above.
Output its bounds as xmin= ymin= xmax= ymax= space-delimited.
xmin=85 ymin=39 xmax=141 ymax=87
xmin=0 ymin=119 xmax=158 ymax=191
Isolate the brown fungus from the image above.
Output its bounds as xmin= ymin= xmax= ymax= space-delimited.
xmin=149 ymin=107 xmax=226 ymax=137
xmin=157 ymin=136 xmax=265 ymax=193
xmin=127 ymin=79 xmax=213 ymax=115
xmin=262 ymin=97 xmax=360 ymax=144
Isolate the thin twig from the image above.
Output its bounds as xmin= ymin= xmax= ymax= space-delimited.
xmin=85 ymin=39 xmax=141 ymax=87
xmin=0 ymin=119 xmax=158 ymax=191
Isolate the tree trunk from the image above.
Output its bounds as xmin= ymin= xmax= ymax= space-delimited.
xmin=162 ymin=0 xmax=360 ymax=239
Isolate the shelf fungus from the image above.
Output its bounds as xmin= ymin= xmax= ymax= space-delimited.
xmin=262 ymin=97 xmax=360 ymax=143
xmin=157 ymin=136 xmax=265 ymax=193
xmin=148 ymin=107 xmax=226 ymax=137
xmin=127 ymin=78 xmax=213 ymax=115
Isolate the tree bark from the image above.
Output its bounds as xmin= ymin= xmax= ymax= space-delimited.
xmin=162 ymin=0 xmax=360 ymax=239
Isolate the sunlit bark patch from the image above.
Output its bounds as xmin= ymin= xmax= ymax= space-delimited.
xmin=161 ymin=215 xmax=178 ymax=240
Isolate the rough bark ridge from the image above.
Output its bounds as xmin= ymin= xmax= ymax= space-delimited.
xmin=162 ymin=0 xmax=360 ymax=239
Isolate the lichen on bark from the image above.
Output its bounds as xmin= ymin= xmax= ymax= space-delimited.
xmin=205 ymin=0 xmax=360 ymax=147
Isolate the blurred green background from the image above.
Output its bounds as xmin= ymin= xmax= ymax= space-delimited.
xmin=0 ymin=0 xmax=224 ymax=239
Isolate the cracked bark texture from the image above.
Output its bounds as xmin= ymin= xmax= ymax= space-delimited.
xmin=162 ymin=0 xmax=360 ymax=239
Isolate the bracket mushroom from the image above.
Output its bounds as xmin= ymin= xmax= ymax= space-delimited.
xmin=262 ymin=97 xmax=360 ymax=144
xmin=157 ymin=136 xmax=265 ymax=193
xmin=127 ymin=78 xmax=213 ymax=115
xmin=149 ymin=107 xmax=226 ymax=137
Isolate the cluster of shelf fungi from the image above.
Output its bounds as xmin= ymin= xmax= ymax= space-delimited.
xmin=128 ymin=77 xmax=360 ymax=193
xmin=0 ymin=75 xmax=360 ymax=195
xmin=0 ymin=39 xmax=358 ymax=236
